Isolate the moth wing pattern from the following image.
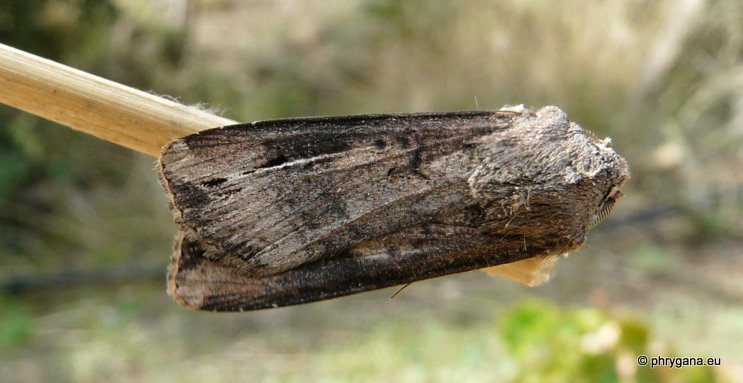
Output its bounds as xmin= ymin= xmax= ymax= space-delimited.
xmin=168 ymin=222 xmax=550 ymax=311
xmin=159 ymin=112 xmax=516 ymax=276
xmin=159 ymin=107 xmax=630 ymax=311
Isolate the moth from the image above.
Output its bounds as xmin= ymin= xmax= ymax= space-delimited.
xmin=158 ymin=105 xmax=629 ymax=311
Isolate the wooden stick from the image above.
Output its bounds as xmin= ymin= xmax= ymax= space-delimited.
xmin=0 ymin=43 xmax=237 ymax=158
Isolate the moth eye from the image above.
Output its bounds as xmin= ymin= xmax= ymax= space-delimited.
xmin=605 ymin=185 xmax=622 ymax=201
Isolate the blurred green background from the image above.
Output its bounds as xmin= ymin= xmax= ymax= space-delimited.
xmin=1 ymin=0 xmax=742 ymax=382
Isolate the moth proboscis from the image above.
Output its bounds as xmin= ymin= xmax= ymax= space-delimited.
xmin=158 ymin=105 xmax=629 ymax=311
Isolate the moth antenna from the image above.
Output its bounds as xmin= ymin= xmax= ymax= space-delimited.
xmin=390 ymin=283 xmax=412 ymax=299
xmin=589 ymin=186 xmax=623 ymax=228
xmin=474 ymin=95 xmax=480 ymax=110
xmin=589 ymin=200 xmax=616 ymax=229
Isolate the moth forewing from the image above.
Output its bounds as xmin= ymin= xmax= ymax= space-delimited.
xmin=159 ymin=106 xmax=629 ymax=311
xmin=160 ymin=111 xmax=517 ymax=274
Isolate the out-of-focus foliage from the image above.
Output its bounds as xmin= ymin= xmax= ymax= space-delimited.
xmin=0 ymin=292 xmax=728 ymax=382
xmin=298 ymin=300 xmax=725 ymax=382
xmin=497 ymin=300 xmax=723 ymax=383
xmin=0 ymin=0 xmax=180 ymax=275
xmin=0 ymin=295 xmax=32 ymax=350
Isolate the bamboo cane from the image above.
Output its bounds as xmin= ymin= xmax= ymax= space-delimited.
xmin=0 ymin=43 xmax=236 ymax=158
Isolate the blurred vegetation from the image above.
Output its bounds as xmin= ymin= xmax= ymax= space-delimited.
xmin=0 ymin=290 xmax=730 ymax=382
xmin=313 ymin=300 xmax=724 ymax=382
xmin=1 ymin=0 xmax=741 ymax=382
xmin=0 ymin=0 xmax=178 ymax=275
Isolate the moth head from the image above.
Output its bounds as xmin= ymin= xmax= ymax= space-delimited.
xmin=582 ymin=129 xmax=629 ymax=230
xmin=468 ymin=106 xmax=629 ymax=248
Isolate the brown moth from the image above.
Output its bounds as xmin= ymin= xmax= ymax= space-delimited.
xmin=158 ymin=105 xmax=629 ymax=311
